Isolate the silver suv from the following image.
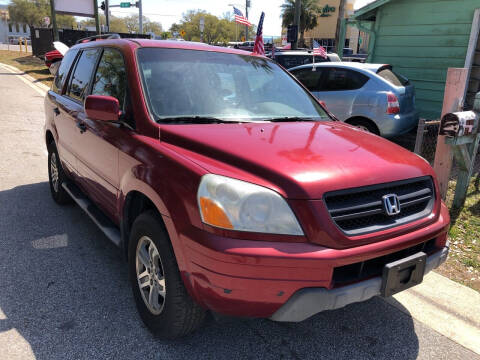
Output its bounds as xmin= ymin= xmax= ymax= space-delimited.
xmin=290 ymin=62 xmax=418 ymax=138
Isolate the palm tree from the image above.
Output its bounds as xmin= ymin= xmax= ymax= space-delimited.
xmin=281 ymin=0 xmax=321 ymax=47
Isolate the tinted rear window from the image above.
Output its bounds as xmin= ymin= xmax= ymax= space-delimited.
xmin=377 ymin=68 xmax=409 ymax=86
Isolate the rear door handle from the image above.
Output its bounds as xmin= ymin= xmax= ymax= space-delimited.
xmin=53 ymin=107 xmax=60 ymax=116
xmin=76 ymin=122 xmax=87 ymax=134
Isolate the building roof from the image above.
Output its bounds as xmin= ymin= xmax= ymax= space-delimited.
xmin=353 ymin=0 xmax=394 ymax=20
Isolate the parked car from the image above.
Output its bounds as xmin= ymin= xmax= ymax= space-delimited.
xmin=44 ymin=49 xmax=63 ymax=75
xmin=270 ymin=50 xmax=341 ymax=69
xmin=290 ymin=62 xmax=418 ymax=137
xmin=44 ymin=37 xmax=450 ymax=339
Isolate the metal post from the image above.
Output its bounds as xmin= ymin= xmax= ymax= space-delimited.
xmin=293 ymin=0 xmax=301 ymax=49
xmin=93 ymin=0 xmax=100 ymax=34
xmin=49 ymin=0 xmax=59 ymax=41
xmin=104 ymin=0 xmax=110 ymax=32
xmin=335 ymin=0 xmax=346 ymax=55
xmin=245 ymin=0 xmax=249 ymax=41
xmin=138 ymin=0 xmax=143 ymax=34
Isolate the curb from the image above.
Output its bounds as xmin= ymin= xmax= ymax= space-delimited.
xmin=0 ymin=62 xmax=50 ymax=93
xmin=384 ymin=271 xmax=480 ymax=355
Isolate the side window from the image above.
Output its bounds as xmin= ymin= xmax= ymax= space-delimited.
xmin=53 ymin=49 xmax=78 ymax=94
xmin=321 ymin=68 xmax=369 ymax=91
xmin=92 ymin=48 xmax=127 ymax=109
xmin=292 ymin=68 xmax=323 ymax=92
xmin=67 ymin=48 xmax=100 ymax=102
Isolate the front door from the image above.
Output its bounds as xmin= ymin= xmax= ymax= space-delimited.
xmin=74 ymin=47 xmax=131 ymax=223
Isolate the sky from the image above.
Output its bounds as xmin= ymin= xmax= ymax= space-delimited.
xmin=0 ymin=0 xmax=375 ymax=36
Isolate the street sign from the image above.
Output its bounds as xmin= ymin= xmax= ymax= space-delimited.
xmin=180 ymin=30 xmax=186 ymax=37
xmin=199 ymin=17 xmax=205 ymax=32
xmin=120 ymin=2 xmax=131 ymax=8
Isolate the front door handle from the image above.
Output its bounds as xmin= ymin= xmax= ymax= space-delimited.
xmin=76 ymin=122 xmax=87 ymax=134
xmin=53 ymin=107 xmax=60 ymax=116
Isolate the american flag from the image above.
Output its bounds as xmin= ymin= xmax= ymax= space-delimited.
xmin=252 ymin=12 xmax=265 ymax=56
xmin=313 ymin=39 xmax=328 ymax=59
xmin=233 ymin=7 xmax=251 ymax=27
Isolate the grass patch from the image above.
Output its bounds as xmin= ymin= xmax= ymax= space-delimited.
xmin=436 ymin=176 xmax=480 ymax=291
xmin=0 ymin=50 xmax=53 ymax=87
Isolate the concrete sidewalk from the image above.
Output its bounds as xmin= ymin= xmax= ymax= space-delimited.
xmin=386 ymin=271 xmax=480 ymax=355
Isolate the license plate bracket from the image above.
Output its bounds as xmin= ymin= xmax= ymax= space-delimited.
xmin=381 ymin=252 xmax=427 ymax=297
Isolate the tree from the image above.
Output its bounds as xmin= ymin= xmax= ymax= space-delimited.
xmin=169 ymin=10 xmax=255 ymax=44
xmin=123 ymin=14 xmax=162 ymax=35
xmin=8 ymin=0 xmax=75 ymax=28
xmin=281 ymin=0 xmax=321 ymax=47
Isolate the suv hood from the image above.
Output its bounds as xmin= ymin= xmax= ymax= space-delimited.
xmin=160 ymin=121 xmax=434 ymax=200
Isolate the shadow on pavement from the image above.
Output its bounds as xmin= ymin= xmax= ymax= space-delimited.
xmin=0 ymin=182 xmax=421 ymax=360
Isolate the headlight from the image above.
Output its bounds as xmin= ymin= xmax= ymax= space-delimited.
xmin=197 ymin=174 xmax=303 ymax=235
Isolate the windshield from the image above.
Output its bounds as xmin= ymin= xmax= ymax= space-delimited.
xmin=137 ymin=48 xmax=329 ymax=122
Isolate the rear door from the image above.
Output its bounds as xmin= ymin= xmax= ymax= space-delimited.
xmin=312 ymin=67 xmax=369 ymax=120
xmin=46 ymin=48 xmax=79 ymax=174
xmin=61 ymin=47 xmax=101 ymax=183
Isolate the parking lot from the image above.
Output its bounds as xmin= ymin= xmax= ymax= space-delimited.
xmin=1 ymin=64 xmax=479 ymax=359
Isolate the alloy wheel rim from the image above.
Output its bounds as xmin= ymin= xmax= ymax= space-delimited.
xmin=50 ymin=152 xmax=59 ymax=192
xmin=136 ymin=236 xmax=166 ymax=315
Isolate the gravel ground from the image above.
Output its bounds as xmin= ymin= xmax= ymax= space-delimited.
xmin=0 ymin=64 xmax=478 ymax=360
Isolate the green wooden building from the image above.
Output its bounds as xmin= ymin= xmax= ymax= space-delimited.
xmin=343 ymin=0 xmax=480 ymax=119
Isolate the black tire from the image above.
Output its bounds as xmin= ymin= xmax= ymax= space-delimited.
xmin=128 ymin=211 xmax=206 ymax=339
xmin=47 ymin=142 xmax=72 ymax=205
xmin=347 ymin=118 xmax=380 ymax=135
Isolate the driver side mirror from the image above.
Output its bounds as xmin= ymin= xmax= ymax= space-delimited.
xmin=85 ymin=95 xmax=119 ymax=122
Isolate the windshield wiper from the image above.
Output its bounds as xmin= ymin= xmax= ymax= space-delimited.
xmin=265 ymin=117 xmax=321 ymax=123
xmin=156 ymin=116 xmax=252 ymax=124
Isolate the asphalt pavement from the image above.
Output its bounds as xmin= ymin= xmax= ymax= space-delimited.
xmin=0 ymin=63 xmax=478 ymax=360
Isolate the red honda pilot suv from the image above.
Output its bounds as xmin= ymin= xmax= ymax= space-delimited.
xmin=44 ymin=37 xmax=450 ymax=339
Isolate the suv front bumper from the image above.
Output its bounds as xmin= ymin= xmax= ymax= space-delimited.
xmin=270 ymin=245 xmax=449 ymax=322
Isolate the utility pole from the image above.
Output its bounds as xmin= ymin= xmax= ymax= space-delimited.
xmin=138 ymin=0 xmax=143 ymax=33
xmin=245 ymin=0 xmax=249 ymax=41
xmin=49 ymin=0 xmax=58 ymax=41
xmin=293 ymin=0 xmax=301 ymax=49
xmin=104 ymin=0 xmax=110 ymax=32
xmin=335 ymin=0 xmax=346 ymax=55
xmin=93 ymin=0 xmax=100 ymax=34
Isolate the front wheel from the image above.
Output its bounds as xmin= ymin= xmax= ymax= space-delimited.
xmin=128 ymin=211 xmax=205 ymax=339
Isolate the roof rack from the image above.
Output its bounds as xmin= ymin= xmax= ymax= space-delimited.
xmin=75 ymin=33 xmax=121 ymax=44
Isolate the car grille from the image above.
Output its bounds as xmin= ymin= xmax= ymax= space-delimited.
xmin=332 ymin=239 xmax=437 ymax=287
xmin=324 ymin=177 xmax=435 ymax=236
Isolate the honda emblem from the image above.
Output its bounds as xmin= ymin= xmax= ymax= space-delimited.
xmin=382 ymin=194 xmax=401 ymax=216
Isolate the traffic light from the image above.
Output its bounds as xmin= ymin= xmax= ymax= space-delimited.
xmin=100 ymin=1 xmax=105 ymax=11
xmin=135 ymin=1 xmax=140 ymax=8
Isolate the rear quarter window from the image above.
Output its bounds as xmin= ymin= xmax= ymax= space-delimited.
xmin=377 ymin=68 xmax=409 ymax=87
